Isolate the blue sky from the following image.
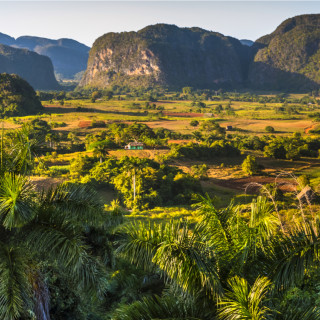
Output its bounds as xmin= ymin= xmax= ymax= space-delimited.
xmin=0 ymin=1 xmax=319 ymax=46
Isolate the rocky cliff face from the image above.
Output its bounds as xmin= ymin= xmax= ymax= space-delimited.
xmin=79 ymin=24 xmax=251 ymax=89
xmin=0 ymin=44 xmax=60 ymax=90
xmin=249 ymin=14 xmax=320 ymax=91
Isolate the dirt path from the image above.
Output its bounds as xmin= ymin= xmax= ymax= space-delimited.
xmin=212 ymin=176 xmax=297 ymax=193
xmin=30 ymin=177 xmax=65 ymax=191
xmin=305 ymin=123 xmax=317 ymax=134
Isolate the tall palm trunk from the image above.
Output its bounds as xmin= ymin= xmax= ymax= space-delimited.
xmin=33 ymin=274 xmax=51 ymax=320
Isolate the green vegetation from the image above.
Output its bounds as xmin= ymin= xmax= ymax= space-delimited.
xmin=251 ymin=14 xmax=320 ymax=91
xmin=0 ymin=73 xmax=43 ymax=117
xmin=2 ymin=75 xmax=320 ymax=319
xmin=4 ymin=13 xmax=320 ymax=318
xmin=242 ymin=155 xmax=259 ymax=175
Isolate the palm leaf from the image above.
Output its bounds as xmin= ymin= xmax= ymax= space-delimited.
xmin=117 ymin=220 xmax=222 ymax=298
xmin=112 ymin=294 xmax=205 ymax=320
xmin=0 ymin=244 xmax=33 ymax=320
xmin=218 ymin=276 xmax=271 ymax=320
xmin=0 ymin=173 xmax=36 ymax=229
xmin=266 ymin=221 xmax=320 ymax=291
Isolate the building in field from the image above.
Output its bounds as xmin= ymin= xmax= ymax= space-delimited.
xmin=125 ymin=141 xmax=144 ymax=150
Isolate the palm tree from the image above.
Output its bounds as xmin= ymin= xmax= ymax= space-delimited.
xmin=5 ymin=125 xmax=40 ymax=175
xmin=116 ymin=193 xmax=320 ymax=320
xmin=0 ymin=175 xmax=108 ymax=319
xmin=117 ymin=219 xmax=222 ymax=299
xmin=90 ymin=140 xmax=111 ymax=163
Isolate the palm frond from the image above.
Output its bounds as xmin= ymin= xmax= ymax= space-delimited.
xmin=25 ymin=223 xmax=107 ymax=295
xmin=0 ymin=244 xmax=33 ymax=320
xmin=116 ymin=221 xmax=165 ymax=272
xmin=153 ymin=220 xmax=221 ymax=297
xmin=117 ymin=219 xmax=222 ymax=298
xmin=38 ymin=182 xmax=104 ymax=227
xmin=112 ymin=294 xmax=205 ymax=320
xmin=272 ymin=303 xmax=320 ymax=320
xmin=0 ymin=173 xmax=36 ymax=229
xmin=265 ymin=220 xmax=320 ymax=291
xmin=218 ymin=276 xmax=271 ymax=320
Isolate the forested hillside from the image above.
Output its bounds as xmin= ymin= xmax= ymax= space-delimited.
xmin=249 ymin=14 xmax=320 ymax=90
xmin=0 ymin=73 xmax=43 ymax=117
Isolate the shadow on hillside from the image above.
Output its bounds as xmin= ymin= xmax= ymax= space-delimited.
xmin=44 ymin=106 xmax=148 ymax=117
xmin=248 ymin=61 xmax=320 ymax=92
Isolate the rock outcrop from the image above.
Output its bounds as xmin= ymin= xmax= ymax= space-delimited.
xmin=79 ymin=24 xmax=251 ymax=89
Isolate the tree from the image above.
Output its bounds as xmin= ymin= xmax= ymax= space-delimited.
xmin=114 ymin=191 xmax=320 ymax=320
xmin=191 ymin=164 xmax=208 ymax=179
xmin=45 ymin=132 xmax=59 ymax=149
xmin=242 ymin=155 xmax=259 ymax=176
xmin=92 ymin=91 xmax=102 ymax=102
xmin=88 ymin=140 xmax=111 ymax=163
xmin=215 ymin=104 xmax=223 ymax=114
xmin=104 ymin=90 xmax=113 ymax=100
xmin=0 ymin=173 xmax=107 ymax=319
xmin=265 ymin=126 xmax=275 ymax=133
xmin=67 ymin=131 xmax=80 ymax=147
xmin=190 ymin=120 xmax=199 ymax=127
xmin=182 ymin=87 xmax=193 ymax=95
xmin=200 ymin=120 xmax=226 ymax=139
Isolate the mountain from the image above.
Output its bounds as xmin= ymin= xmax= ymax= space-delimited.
xmin=79 ymin=24 xmax=251 ymax=90
xmin=14 ymin=36 xmax=90 ymax=79
xmin=249 ymin=14 xmax=320 ymax=91
xmin=0 ymin=33 xmax=90 ymax=79
xmin=240 ymin=39 xmax=254 ymax=47
xmin=0 ymin=33 xmax=15 ymax=46
xmin=0 ymin=44 xmax=60 ymax=90
xmin=0 ymin=73 xmax=43 ymax=117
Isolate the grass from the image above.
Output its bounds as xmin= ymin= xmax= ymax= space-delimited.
xmin=7 ymin=95 xmax=320 ymax=211
xmin=4 ymin=97 xmax=320 ymax=136
xmin=126 ymin=206 xmax=200 ymax=223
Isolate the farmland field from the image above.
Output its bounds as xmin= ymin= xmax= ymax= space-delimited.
xmin=4 ymin=92 xmax=319 ymax=207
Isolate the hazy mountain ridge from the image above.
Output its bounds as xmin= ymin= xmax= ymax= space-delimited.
xmin=240 ymin=39 xmax=254 ymax=47
xmin=2 ymin=14 xmax=320 ymax=91
xmin=80 ymin=24 xmax=251 ymax=89
xmin=0 ymin=33 xmax=15 ymax=46
xmin=80 ymin=16 xmax=320 ymax=91
xmin=0 ymin=34 xmax=90 ymax=79
xmin=0 ymin=44 xmax=60 ymax=90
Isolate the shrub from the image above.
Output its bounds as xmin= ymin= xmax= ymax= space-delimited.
xmin=242 ymin=155 xmax=259 ymax=176
xmin=190 ymin=120 xmax=199 ymax=127
xmin=265 ymin=126 xmax=275 ymax=133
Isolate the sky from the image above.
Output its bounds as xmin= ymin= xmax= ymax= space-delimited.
xmin=0 ymin=1 xmax=320 ymax=46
